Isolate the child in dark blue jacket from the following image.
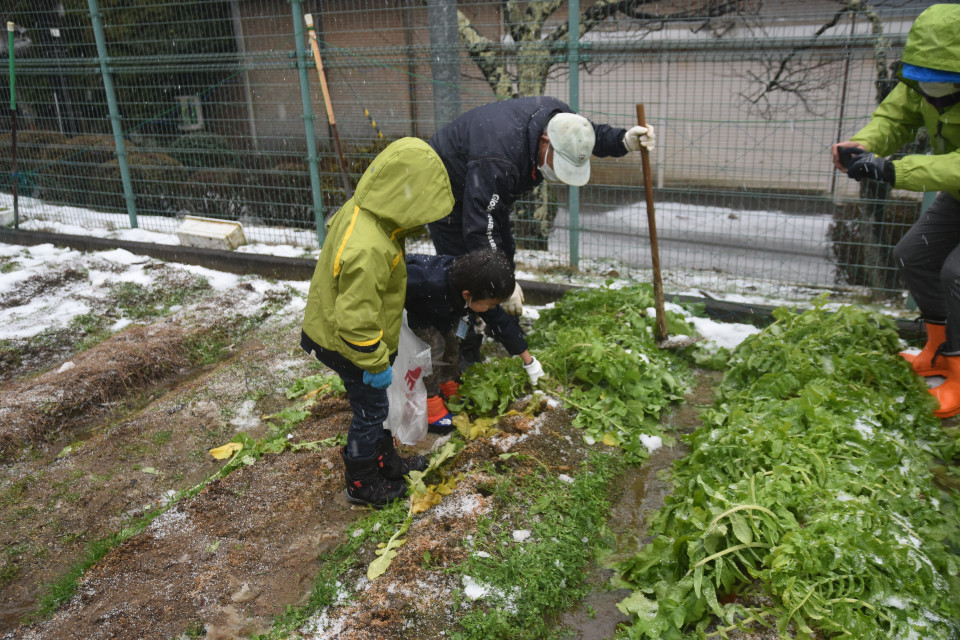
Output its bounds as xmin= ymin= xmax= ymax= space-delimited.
xmin=405 ymin=249 xmax=545 ymax=433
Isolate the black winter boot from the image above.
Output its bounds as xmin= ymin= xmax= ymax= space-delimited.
xmin=342 ymin=448 xmax=406 ymax=508
xmin=376 ymin=434 xmax=428 ymax=481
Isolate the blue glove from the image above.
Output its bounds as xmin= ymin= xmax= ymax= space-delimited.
xmin=363 ymin=367 xmax=393 ymax=389
xmin=846 ymin=151 xmax=895 ymax=185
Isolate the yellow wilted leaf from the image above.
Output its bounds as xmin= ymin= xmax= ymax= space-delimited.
xmin=209 ymin=442 xmax=243 ymax=460
xmin=412 ymin=490 xmax=442 ymax=514
xmin=375 ymin=538 xmax=405 ymax=555
xmin=602 ymin=432 xmax=621 ymax=446
xmin=473 ymin=416 xmax=498 ymax=431
xmin=436 ymin=473 xmax=462 ymax=495
xmin=456 ymin=415 xmax=501 ymax=441
xmin=467 ymin=417 xmax=500 ymax=441
xmin=367 ymin=548 xmax=399 ymax=580
xmin=453 ymin=413 xmax=472 ymax=439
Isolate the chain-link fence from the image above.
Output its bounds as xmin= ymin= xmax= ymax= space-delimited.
xmin=0 ymin=0 xmax=943 ymax=299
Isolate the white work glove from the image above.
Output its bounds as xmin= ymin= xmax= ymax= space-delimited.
xmin=523 ymin=357 xmax=545 ymax=386
xmin=623 ymin=124 xmax=656 ymax=153
xmin=502 ymin=282 xmax=524 ymax=316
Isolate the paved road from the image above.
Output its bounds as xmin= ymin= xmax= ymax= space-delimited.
xmin=548 ymin=203 xmax=837 ymax=289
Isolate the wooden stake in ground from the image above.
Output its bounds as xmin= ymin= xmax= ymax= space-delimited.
xmin=304 ymin=14 xmax=353 ymax=198
xmin=635 ymin=104 xmax=702 ymax=350
xmin=636 ymin=103 xmax=668 ymax=343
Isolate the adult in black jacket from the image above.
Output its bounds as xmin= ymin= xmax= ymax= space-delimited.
xmin=427 ymin=96 xmax=656 ymax=315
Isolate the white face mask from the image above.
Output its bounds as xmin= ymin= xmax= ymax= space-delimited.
xmin=919 ymin=81 xmax=960 ymax=98
xmin=538 ymin=160 xmax=560 ymax=183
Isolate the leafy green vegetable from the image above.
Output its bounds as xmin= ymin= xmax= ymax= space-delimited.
xmin=285 ymin=373 xmax=345 ymax=399
xmin=531 ymin=283 xmax=691 ymax=462
xmin=447 ymin=283 xmax=694 ymax=463
xmin=616 ymin=302 xmax=960 ymax=639
xmin=448 ymin=357 xmax=527 ymax=415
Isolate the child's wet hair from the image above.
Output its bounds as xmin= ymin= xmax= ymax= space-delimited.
xmin=448 ymin=249 xmax=515 ymax=300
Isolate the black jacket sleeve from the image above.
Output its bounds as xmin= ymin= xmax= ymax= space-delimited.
xmin=405 ymin=255 xmax=457 ymax=332
xmin=592 ymin=122 xmax=629 ymax=158
xmin=479 ymin=306 xmax=528 ymax=355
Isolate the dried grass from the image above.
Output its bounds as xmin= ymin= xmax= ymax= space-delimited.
xmin=0 ymin=324 xmax=189 ymax=458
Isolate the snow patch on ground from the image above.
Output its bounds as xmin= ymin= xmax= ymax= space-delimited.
xmin=640 ymin=434 xmax=663 ymax=452
xmin=229 ymin=399 xmax=261 ymax=430
xmin=147 ymin=508 xmax=193 ymax=539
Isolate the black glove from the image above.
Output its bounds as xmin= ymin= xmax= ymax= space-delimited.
xmin=846 ymin=151 xmax=895 ymax=184
xmin=837 ymin=146 xmax=862 ymax=169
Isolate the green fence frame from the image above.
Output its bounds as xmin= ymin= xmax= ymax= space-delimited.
xmin=0 ymin=1 xmax=939 ymax=300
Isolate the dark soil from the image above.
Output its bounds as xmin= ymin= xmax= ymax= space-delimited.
xmin=0 ymin=273 xmax=318 ymax=638
xmin=0 ymin=324 xmax=190 ymax=458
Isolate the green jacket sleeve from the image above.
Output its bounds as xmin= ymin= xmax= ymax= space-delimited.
xmin=891 ymin=149 xmax=960 ymax=194
xmin=850 ymin=83 xmax=960 ymax=193
xmin=849 ymin=83 xmax=925 ymax=157
xmin=334 ymin=250 xmax=391 ymax=373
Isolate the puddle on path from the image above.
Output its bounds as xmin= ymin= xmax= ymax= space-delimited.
xmin=558 ymin=576 xmax=633 ymax=640
xmin=559 ymin=368 xmax=720 ymax=639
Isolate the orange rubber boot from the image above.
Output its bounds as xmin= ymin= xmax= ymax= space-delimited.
xmin=901 ymin=321 xmax=948 ymax=377
xmin=426 ymin=394 xmax=454 ymax=434
xmin=930 ymin=354 xmax=960 ymax=418
xmin=439 ymin=380 xmax=461 ymax=401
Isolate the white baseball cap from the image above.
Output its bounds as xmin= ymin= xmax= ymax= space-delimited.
xmin=545 ymin=113 xmax=595 ymax=186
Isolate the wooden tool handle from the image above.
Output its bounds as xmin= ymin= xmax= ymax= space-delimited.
xmin=636 ymin=104 xmax=667 ymax=342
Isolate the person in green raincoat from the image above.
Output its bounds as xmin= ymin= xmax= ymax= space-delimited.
xmin=833 ymin=3 xmax=960 ymax=418
xmin=301 ymin=137 xmax=454 ymax=508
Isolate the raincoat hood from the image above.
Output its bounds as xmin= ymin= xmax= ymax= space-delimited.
xmin=899 ymin=4 xmax=960 ymax=80
xmin=302 ymin=138 xmax=455 ymax=374
xmin=349 ymin=137 xmax=454 ymax=232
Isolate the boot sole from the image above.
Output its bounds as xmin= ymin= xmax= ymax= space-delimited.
xmin=933 ymin=405 xmax=960 ymax=419
xmin=901 ymin=352 xmax=949 ymax=377
xmin=930 ymin=386 xmax=960 ymax=418
xmin=427 ymin=424 xmax=455 ymax=435
xmin=344 ymin=488 xmax=404 ymax=509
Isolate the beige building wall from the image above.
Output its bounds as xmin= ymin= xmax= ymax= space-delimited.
xmin=232 ymin=0 xmax=927 ymax=202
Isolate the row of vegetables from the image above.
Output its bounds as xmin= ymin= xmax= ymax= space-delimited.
xmin=608 ymin=301 xmax=960 ymax=638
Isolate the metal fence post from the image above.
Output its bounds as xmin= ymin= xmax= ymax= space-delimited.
xmin=291 ymin=0 xmax=326 ymax=245
xmin=7 ymin=21 xmax=18 ymax=230
xmin=427 ymin=0 xmax=461 ymax=130
xmin=567 ymin=0 xmax=580 ymax=269
xmin=87 ymin=0 xmax=137 ymax=228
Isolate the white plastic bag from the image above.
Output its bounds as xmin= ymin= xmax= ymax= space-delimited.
xmin=385 ymin=310 xmax=432 ymax=445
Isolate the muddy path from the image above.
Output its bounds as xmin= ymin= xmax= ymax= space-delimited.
xmin=558 ymin=368 xmax=722 ymax=640
xmin=1 ymin=346 xmax=595 ymax=639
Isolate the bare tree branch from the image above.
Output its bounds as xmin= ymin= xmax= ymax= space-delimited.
xmin=457 ymin=10 xmax=517 ymax=97
xmin=454 ymin=0 xmax=756 ymax=98
xmin=740 ymin=0 xmax=889 ymax=118
xmin=547 ymin=0 xmax=750 ymax=44
xmin=749 ymin=5 xmax=850 ymax=104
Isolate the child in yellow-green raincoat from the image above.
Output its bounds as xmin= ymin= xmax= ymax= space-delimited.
xmin=301 ymin=138 xmax=454 ymax=508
